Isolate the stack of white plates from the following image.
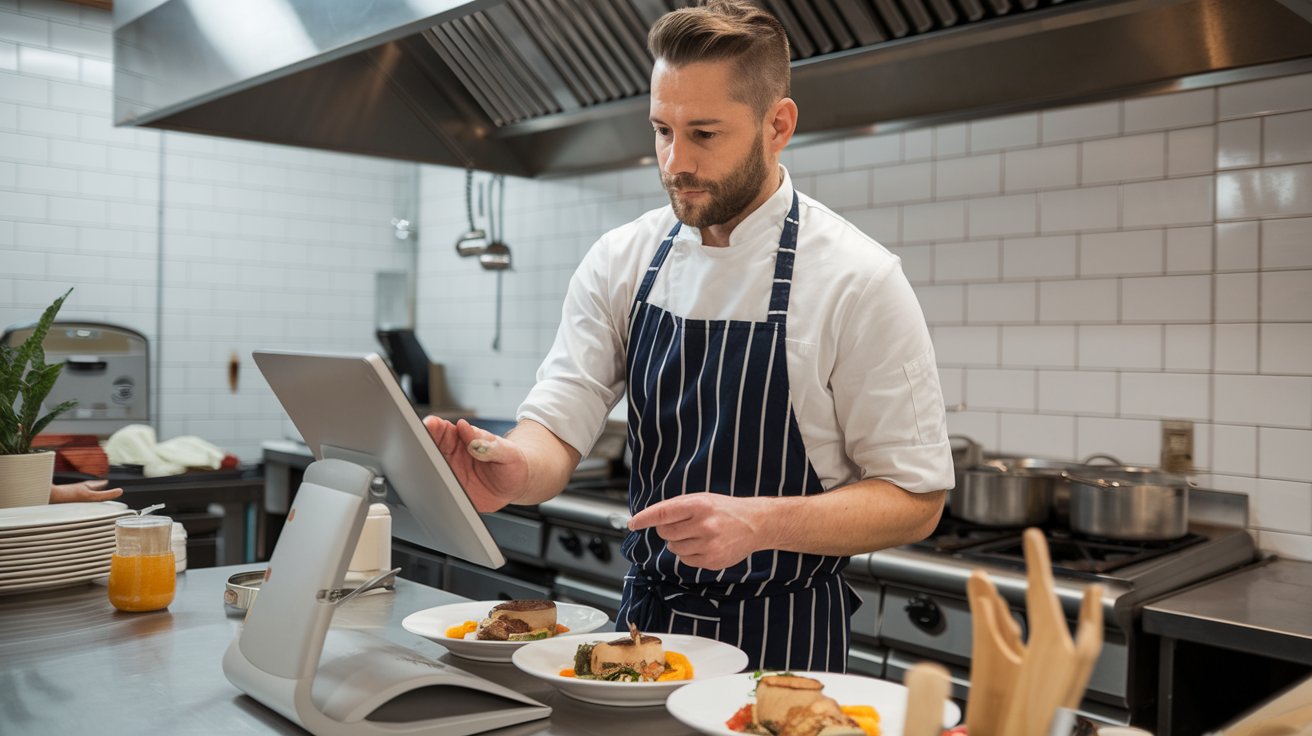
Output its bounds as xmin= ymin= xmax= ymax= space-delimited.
xmin=0 ymin=501 xmax=134 ymax=596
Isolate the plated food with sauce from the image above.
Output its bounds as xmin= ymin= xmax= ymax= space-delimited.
xmin=666 ymin=671 xmax=961 ymax=736
xmin=401 ymin=599 xmax=609 ymax=662
xmin=511 ymin=628 xmax=749 ymax=706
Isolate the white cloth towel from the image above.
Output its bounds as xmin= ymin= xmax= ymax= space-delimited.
xmin=105 ymin=425 xmax=225 ymax=478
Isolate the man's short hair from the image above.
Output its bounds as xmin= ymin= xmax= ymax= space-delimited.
xmin=647 ymin=0 xmax=791 ymax=118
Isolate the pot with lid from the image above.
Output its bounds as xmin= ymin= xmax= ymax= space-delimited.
xmin=1063 ymin=462 xmax=1192 ymax=541
xmin=952 ymin=458 xmax=1055 ymax=528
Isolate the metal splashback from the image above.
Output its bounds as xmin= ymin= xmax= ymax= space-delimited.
xmin=114 ymin=0 xmax=1312 ymax=177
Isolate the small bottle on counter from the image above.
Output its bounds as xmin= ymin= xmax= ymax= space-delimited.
xmin=349 ymin=503 xmax=392 ymax=574
xmin=107 ymin=516 xmax=176 ymax=612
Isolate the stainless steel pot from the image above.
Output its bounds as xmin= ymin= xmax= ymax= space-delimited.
xmin=952 ymin=462 xmax=1053 ymax=527
xmin=1064 ymin=468 xmax=1191 ymax=541
xmin=949 ymin=435 xmax=983 ymax=494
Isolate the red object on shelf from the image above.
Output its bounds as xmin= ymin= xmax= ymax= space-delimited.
xmin=33 ymin=433 xmax=110 ymax=478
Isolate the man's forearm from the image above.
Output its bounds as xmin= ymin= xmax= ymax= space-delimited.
xmin=506 ymin=419 xmax=583 ymax=505
xmin=752 ymin=479 xmax=945 ymax=557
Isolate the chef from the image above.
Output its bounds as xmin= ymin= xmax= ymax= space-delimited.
xmin=426 ymin=0 xmax=952 ymax=672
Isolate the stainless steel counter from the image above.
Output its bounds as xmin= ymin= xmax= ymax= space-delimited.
xmin=1142 ymin=557 xmax=1312 ymax=665
xmin=0 ymin=566 xmax=697 ymax=735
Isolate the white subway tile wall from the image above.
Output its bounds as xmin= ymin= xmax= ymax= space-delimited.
xmin=0 ymin=0 xmax=415 ymax=462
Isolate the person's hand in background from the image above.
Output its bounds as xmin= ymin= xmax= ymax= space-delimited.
xmin=49 ymin=479 xmax=123 ymax=504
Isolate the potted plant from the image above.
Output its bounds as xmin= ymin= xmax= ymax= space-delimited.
xmin=0 ymin=288 xmax=76 ymax=508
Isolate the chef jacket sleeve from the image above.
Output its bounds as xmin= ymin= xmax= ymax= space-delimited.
xmin=830 ymin=260 xmax=953 ymax=493
xmin=516 ymin=236 xmax=628 ymax=458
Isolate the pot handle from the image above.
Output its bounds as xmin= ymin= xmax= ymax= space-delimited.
xmin=1079 ymin=453 xmax=1123 ymax=466
xmin=1060 ymin=470 xmax=1120 ymax=488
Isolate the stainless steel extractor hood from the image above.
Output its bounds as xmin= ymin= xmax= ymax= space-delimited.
xmin=114 ymin=0 xmax=1312 ymax=177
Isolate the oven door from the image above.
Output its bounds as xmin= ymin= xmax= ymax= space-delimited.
xmin=554 ymin=573 xmax=622 ymax=621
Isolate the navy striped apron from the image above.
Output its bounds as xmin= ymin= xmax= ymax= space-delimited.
xmin=616 ymin=192 xmax=857 ymax=672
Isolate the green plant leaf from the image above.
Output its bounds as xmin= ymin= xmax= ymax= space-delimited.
xmin=28 ymin=400 xmax=77 ymax=445
xmin=3 ymin=288 xmax=75 ymax=455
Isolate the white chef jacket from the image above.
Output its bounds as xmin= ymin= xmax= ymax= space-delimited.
xmin=518 ymin=167 xmax=953 ymax=494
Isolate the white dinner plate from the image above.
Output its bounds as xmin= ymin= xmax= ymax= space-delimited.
xmin=402 ymin=601 xmax=610 ymax=663
xmin=0 ymin=555 xmax=112 ymax=581
xmin=511 ymin=633 xmax=749 ymax=707
xmin=0 ymin=516 xmax=125 ymax=539
xmin=0 ymin=526 xmax=115 ymax=548
xmin=665 ymin=670 xmax=962 ymax=736
xmin=0 ymin=541 xmax=115 ymax=570
xmin=0 ymin=564 xmax=112 ymax=595
xmin=0 ymin=501 xmax=131 ymax=532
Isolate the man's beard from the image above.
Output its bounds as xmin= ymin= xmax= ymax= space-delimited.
xmin=661 ymin=134 xmax=769 ymax=229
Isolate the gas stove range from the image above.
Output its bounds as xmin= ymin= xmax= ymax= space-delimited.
xmin=851 ymin=517 xmax=1258 ymax=727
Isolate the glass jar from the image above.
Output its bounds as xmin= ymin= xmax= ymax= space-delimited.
xmin=108 ymin=516 xmax=176 ymax=612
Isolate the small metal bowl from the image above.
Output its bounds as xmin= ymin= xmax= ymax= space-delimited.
xmin=224 ymin=570 xmax=265 ymax=612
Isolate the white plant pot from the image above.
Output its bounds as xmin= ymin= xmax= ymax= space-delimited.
xmin=0 ymin=451 xmax=54 ymax=509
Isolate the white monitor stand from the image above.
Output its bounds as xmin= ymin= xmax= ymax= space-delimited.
xmin=223 ymin=352 xmax=551 ymax=736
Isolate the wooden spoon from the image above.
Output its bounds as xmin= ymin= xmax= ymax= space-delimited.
xmin=965 ymin=570 xmax=1023 ymax=736
xmin=904 ymin=662 xmax=952 ymax=736
xmin=998 ymin=528 xmax=1079 ymax=736
xmin=1062 ymin=583 xmax=1105 ymax=709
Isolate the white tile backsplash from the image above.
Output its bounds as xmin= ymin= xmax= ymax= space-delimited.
xmin=1258 ymin=428 xmax=1312 ymax=481
xmin=1211 ymin=424 xmax=1258 ymax=475
xmin=968 ymin=193 xmax=1037 ymax=238
xmin=936 ymin=154 xmax=1000 ymax=199
xmin=1215 ymin=220 xmax=1260 ymax=271
xmin=1261 ymin=270 xmax=1312 ymax=321
xmin=1214 ymin=374 xmax=1312 ymax=428
xmin=1002 ymin=234 xmax=1077 ymax=280
xmin=934 ymin=239 xmax=999 ymax=282
xmin=966 ymin=368 xmax=1035 ymax=411
xmin=843 ymin=133 xmax=900 ymax=168
xmin=1263 ymin=110 xmax=1312 ymax=165
xmin=1217 ymin=164 xmax=1312 ymax=220
xmin=1078 ymin=325 xmax=1162 ymax=370
xmin=967 ymin=282 xmax=1035 ymax=323
xmin=1260 ymin=324 xmax=1312 ymax=376
xmin=1219 ymin=74 xmax=1312 ymax=120
xmin=1076 ymin=416 xmax=1162 ymax=466
xmin=1165 ymin=226 xmax=1213 ymax=273
xmin=1000 ymin=325 xmax=1076 ymax=368
xmin=1121 ymin=274 xmax=1212 ymax=323
xmin=1165 ymin=324 xmax=1212 ymax=371
xmin=1079 ymin=229 xmax=1163 ymax=277
xmin=872 ymin=162 xmax=931 ymax=204
xmin=1003 ymin=144 xmax=1078 ymax=193
xmin=1039 ymin=186 xmax=1119 ymax=233
xmin=1167 ymin=126 xmax=1214 ymax=177
xmin=1041 ymin=101 xmax=1121 ymax=144
xmin=1262 ymin=217 xmax=1312 ymax=269
xmin=1081 ymin=134 xmax=1165 ymax=185
xmin=1038 ymin=278 xmax=1119 ymax=323
xmin=1252 ymin=479 xmax=1312 ymax=535
xmin=970 ymin=113 xmax=1039 ymax=153
xmin=1123 ymin=89 xmax=1214 ymax=132
xmin=1038 ymin=370 xmax=1117 ymax=415
xmin=999 ymin=412 xmax=1074 ymax=458
xmin=1217 ymin=119 xmax=1261 ymax=170
xmin=1119 ymin=372 xmax=1210 ymax=420
xmin=1122 ymin=176 xmax=1214 ymax=227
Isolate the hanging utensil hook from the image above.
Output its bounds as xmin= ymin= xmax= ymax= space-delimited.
xmin=454 ymin=168 xmax=487 ymax=257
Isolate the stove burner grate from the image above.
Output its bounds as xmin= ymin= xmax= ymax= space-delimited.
xmin=959 ymin=529 xmax=1206 ymax=576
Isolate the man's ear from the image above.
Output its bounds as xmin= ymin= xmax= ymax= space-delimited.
xmin=766 ymin=98 xmax=798 ymax=155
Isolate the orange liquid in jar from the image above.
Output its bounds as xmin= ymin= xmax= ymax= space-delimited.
xmin=108 ymin=552 xmax=176 ymax=612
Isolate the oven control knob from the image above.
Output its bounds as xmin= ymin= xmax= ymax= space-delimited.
xmin=587 ymin=537 xmax=611 ymax=562
xmin=904 ymin=596 xmax=945 ymax=635
xmin=558 ymin=531 xmax=582 ymax=556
